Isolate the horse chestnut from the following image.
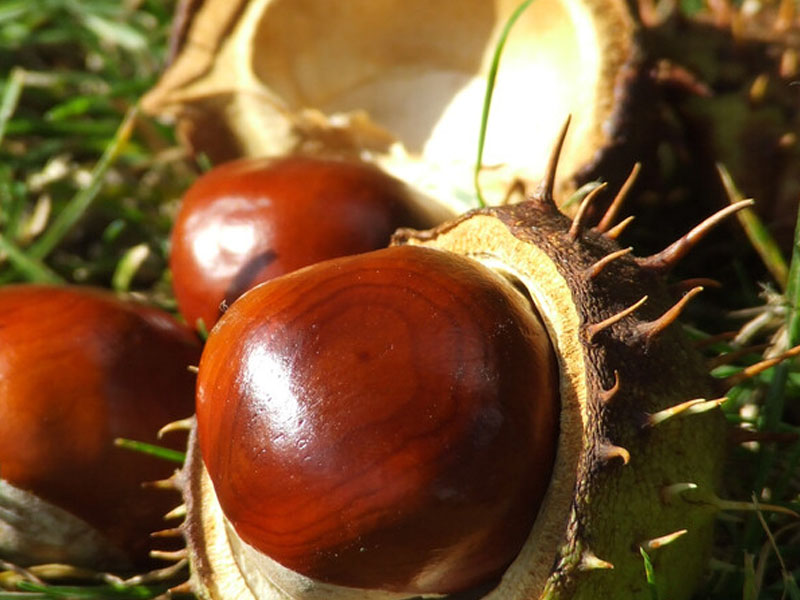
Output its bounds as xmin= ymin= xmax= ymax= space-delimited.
xmin=0 ymin=285 xmax=200 ymax=568
xmin=169 ymin=155 xmax=427 ymax=329
xmin=196 ymin=245 xmax=559 ymax=595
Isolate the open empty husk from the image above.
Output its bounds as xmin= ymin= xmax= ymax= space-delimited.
xmin=143 ymin=0 xmax=640 ymax=215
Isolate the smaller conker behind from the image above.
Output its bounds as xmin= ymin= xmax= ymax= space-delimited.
xmin=169 ymin=155 xmax=430 ymax=330
xmin=195 ymin=245 xmax=560 ymax=597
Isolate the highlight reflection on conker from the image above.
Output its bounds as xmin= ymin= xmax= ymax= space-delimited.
xmin=196 ymin=245 xmax=560 ymax=595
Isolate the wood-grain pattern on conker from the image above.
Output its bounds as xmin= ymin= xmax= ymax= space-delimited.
xmin=0 ymin=285 xmax=201 ymax=566
xmin=196 ymin=245 xmax=559 ymax=595
xmin=169 ymin=155 xmax=425 ymax=329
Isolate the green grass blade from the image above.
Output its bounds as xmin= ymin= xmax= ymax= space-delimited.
xmin=0 ymin=167 xmax=25 ymax=241
xmin=0 ymin=68 xmax=25 ymax=147
xmin=111 ymin=243 xmax=150 ymax=292
xmin=639 ymin=547 xmax=659 ymax=600
xmin=0 ymin=1 xmax=28 ymax=24
xmin=195 ymin=318 xmax=209 ymax=341
xmin=114 ymin=438 xmax=186 ymax=464
xmin=745 ymin=203 xmax=800 ymax=546
xmin=742 ymin=553 xmax=757 ymax=600
xmin=771 ymin=204 xmax=800 ymax=501
xmin=761 ymin=202 xmax=800 ymax=436
xmin=45 ymin=96 xmax=104 ymax=121
xmin=14 ymin=580 xmax=165 ymax=599
xmin=26 ymin=106 xmax=138 ymax=261
xmin=474 ymin=0 xmax=535 ymax=208
xmin=718 ymin=163 xmax=789 ymax=289
xmin=788 ymin=577 xmax=800 ymax=600
xmin=0 ymin=235 xmax=64 ymax=284
xmin=783 ymin=204 xmax=800 ymax=345
xmin=79 ymin=14 xmax=148 ymax=52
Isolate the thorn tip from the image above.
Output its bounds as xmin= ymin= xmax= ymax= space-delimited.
xmin=164 ymin=503 xmax=187 ymax=521
xmin=149 ymin=549 xmax=188 ymax=562
xmin=143 ymin=474 xmax=181 ymax=491
xmin=569 ymin=182 xmax=608 ymax=240
xmin=579 ymin=550 xmax=615 ymax=571
xmin=641 ymin=529 xmax=688 ymax=551
xmin=723 ymin=344 xmax=800 ymax=388
xmin=586 ymin=296 xmax=648 ymax=342
xmin=637 ymin=200 xmax=754 ymax=273
xmin=158 ymin=417 xmax=194 ymax=438
xmin=673 ymin=278 xmax=722 ymax=293
xmin=150 ymin=527 xmax=184 ymax=539
xmin=599 ymin=442 xmax=631 ymax=465
xmin=604 ymin=215 xmax=635 ymax=240
xmin=662 ymin=482 xmax=699 ymax=504
xmin=647 ymin=397 xmax=727 ymax=427
xmin=635 ymin=287 xmax=704 ymax=343
xmin=587 ymin=247 xmax=633 ymax=279
xmin=599 ymin=371 xmax=621 ymax=405
xmin=595 ymin=162 xmax=642 ymax=233
xmin=533 ymin=115 xmax=571 ymax=207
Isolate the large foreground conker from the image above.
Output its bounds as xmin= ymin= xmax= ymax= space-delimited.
xmin=196 ymin=245 xmax=560 ymax=595
xmin=0 ymin=285 xmax=200 ymax=568
xmin=169 ymin=155 xmax=427 ymax=329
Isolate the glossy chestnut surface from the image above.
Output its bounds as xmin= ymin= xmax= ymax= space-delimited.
xmin=169 ymin=155 xmax=425 ymax=330
xmin=0 ymin=285 xmax=201 ymax=565
xmin=196 ymin=245 xmax=559 ymax=595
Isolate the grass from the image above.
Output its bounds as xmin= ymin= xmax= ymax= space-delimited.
xmin=0 ymin=1 xmax=798 ymax=599
xmin=473 ymin=0 xmax=536 ymax=208
xmin=0 ymin=0 xmax=195 ymax=305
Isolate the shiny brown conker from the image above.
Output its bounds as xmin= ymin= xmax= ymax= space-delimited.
xmin=169 ymin=155 xmax=426 ymax=330
xmin=196 ymin=245 xmax=559 ymax=595
xmin=0 ymin=285 xmax=201 ymax=566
